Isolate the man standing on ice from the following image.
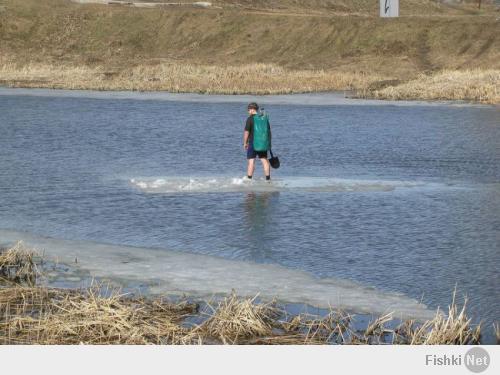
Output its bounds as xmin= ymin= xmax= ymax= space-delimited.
xmin=243 ymin=102 xmax=272 ymax=181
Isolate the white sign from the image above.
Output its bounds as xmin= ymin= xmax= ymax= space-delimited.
xmin=380 ymin=0 xmax=399 ymax=17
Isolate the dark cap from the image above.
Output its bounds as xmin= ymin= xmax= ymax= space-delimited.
xmin=247 ymin=102 xmax=259 ymax=110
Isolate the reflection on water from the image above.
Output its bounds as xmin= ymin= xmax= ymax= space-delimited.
xmin=243 ymin=192 xmax=280 ymax=260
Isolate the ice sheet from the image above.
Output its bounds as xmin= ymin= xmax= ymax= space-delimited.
xmin=0 ymin=229 xmax=436 ymax=320
xmin=0 ymin=87 xmax=490 ymax=107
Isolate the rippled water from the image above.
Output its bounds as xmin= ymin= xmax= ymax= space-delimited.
xmin=0 ymin=89 xmax=499 ymax=335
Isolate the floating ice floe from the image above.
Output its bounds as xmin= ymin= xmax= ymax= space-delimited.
xmin=129 ymin=176 xmax=432 ymax=194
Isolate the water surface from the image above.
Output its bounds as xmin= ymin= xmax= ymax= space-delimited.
xmin=0 ymin=88 xmax=498 ymax=337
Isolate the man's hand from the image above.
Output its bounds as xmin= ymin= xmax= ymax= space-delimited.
xmin=243 ymin=130 xmax=250 ymax=151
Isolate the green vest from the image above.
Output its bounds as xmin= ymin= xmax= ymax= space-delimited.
xmin=252 ymin=114 xmax=270 ymax=151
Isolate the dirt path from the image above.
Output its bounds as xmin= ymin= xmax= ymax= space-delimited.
xmin=70 ymin=0 xmax=214 ymax=8
xmin=415 ymin=29 xmax=435 ymax=72
xmin=69 ymin=0 xmax=495 ymax=18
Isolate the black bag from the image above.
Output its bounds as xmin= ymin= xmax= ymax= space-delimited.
xmin=269 ymin=150 xmax=280 ymax=169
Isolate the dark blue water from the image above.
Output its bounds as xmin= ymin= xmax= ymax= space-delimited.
xmin=0 ymin=89 xmax=499 ymax=334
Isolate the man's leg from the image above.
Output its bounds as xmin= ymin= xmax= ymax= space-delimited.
xmin=247 ymin=158 xmax=255 ymax=178
xmin=260 ymin=157 xmax=271 ymax=180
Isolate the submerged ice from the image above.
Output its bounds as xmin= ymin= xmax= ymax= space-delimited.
xmin=129 ymin=176 xmax=427 ymax=194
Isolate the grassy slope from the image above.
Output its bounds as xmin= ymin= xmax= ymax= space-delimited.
xmin=0 ymin=0 xmax=499 ymax=94
xmin=162 ymin=0 xmax=492 ymax=15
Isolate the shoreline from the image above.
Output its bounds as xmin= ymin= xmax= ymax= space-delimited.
xmin=0 ymin=229 xmax=436 ymax=321
xmin=0 ymin=86 xmax=496 ymax=108
xmin=0 ymin=63 xmax=498 ymax=105
xmin=0 ymin=241 xmax=493 ymax=345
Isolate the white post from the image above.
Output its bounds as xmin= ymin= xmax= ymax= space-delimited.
xmin=380 ymin=0 xmax=399 ymax=17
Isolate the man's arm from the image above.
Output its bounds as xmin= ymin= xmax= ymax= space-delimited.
xmin=268 ymin=121 xmax=272 ymax=148
xmin=243 ymin=130 xmax=250 ymax=150
xmin=244 ymin=117 xmax=252 ymax=150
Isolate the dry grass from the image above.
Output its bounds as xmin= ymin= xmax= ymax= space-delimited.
xmin=0 ymin=62 xmax=382 ymax=94
xmin=371 ymin=69 xmax=500 ymax=104
xmin=0 ymin=283 xmax=488 ymax=345
xmin=0 ymin=285 xmax=200 ymax=344
xmin=2 ymin=0 xmax=499 ymax=88
xmin=394 ymin=294 xmax=481 ymax=345
xmin=0 ymin=245 xmax=490 ymax=345
xmin=364 ymin=312 xmax=393 ymax=338
xmin=1 ymin=0 xmax=499 ymax=101
xmin=0 ymin=242 xmax=39 ymax=285
xmin=200 ymin=293 xmax=278 ymax=343
xmin=1 ymin=62 xmax=497 ymax=103
xmin=279 ymin=309 xmax=352 ymax=344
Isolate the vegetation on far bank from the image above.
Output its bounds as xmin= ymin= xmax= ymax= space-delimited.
xmin=1 ymin=62 xmax=499 ymax=103
xmin=1 ymin=242 xmax=496 ymax=345
xmin=367 ymin=69 xmax=500 ymax=103
xmin=0 ymin=61 xmax=385 ymax=94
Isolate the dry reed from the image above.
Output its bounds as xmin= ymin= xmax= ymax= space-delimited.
xmin=394 ymin=294 xmax=481 ymax=345
xmin=0 ymin=284 xmax=200 ymax=344
xmin=365 ymin=312 xmax=393 ymax=337
xmin=371 ymin=69 xmax=500 ymax=104
xmin=1 ymin=62 xmax=497 ymax=103
xmin=0 ymin=242 xmax=39 ymax=285
xmin=200 ymin=293 xmax=278 ymax=344
xmin=0 ymin=61 xmax=381 ymax=94
xmin=280 ymin=309 xmax=352 ymax=344
xmin=0 ymin=283 xmax=487 ymax=345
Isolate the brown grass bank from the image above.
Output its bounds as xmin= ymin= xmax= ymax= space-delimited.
xmin=0 ymin=242 xmax=490 ymax=345
xmin=0 ymin=281 xmax=487 ymax=345
xmin=0 ymin=62 xmax=384 ymax=94
xmin=0 ymin=0 xmax=499 ymax=102
xmin=1 ymin=62 xmax=499 ymax=103
xmin=0 ymin=284 xmax=486 ymax=345
xmin=370 ymin=69 xmax=500 ymax=103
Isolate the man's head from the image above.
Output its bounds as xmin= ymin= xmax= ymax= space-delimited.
xmin=247 ymin=102 xmax=259 ymax=115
